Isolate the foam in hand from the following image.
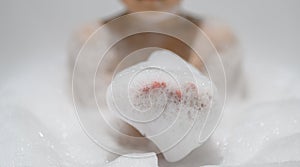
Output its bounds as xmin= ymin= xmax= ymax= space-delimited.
xmin=106 ymin=50 xmax=221 ymax=162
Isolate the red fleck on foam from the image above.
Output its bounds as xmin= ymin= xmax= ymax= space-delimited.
xmin=152 ymin=81 xmax=161 ymax=89
xmin=142 ymin=86 xmax=150 ymax=93
xmin=175 ymin=90 xmax=182 ymax=99
xmin=161 ymin=82 xmax=167 ymax=88
xmin=141 ymin=81 xmax=167 ymax=93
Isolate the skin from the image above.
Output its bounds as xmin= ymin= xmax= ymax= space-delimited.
xmin=122 ymin=0 xmax=182 ymax=12
xmin=72 ymin=0 xmax=238 ymax=73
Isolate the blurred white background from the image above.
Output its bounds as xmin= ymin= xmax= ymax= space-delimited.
xmin=1 ymin=0 xmax=299 ymax=82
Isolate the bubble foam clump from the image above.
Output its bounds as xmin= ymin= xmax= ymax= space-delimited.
xmin=107 ymin=50 xmax=221 ymax=162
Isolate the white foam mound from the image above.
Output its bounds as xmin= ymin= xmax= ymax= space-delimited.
xmin=217 ymin=100 xmax=300 ymax=165
xmin=104 ymin=152 xmax=158 ymax=167
xmin=106 ymin=50 xmax=221 ymax=162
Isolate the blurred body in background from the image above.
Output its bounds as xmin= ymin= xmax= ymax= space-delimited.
xmin=69 ymin=0 xmax=244 ymax=108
